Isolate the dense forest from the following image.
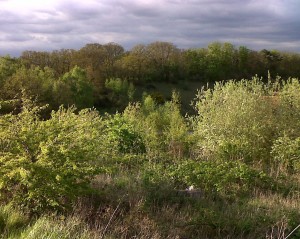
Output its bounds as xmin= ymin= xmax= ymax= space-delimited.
xmin=1 ymin=42 xmax=300 ymax=238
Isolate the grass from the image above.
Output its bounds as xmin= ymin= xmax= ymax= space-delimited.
xmin=1 ymin=170 xmax=300 ymax=239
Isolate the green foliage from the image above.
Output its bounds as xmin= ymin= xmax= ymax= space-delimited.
xmin=2 ymin=74 xmax=300 ymax=238
xmin=271 ymin=135 xmax=300 ymax=177
xmin=0 ymin=100 xmax=104 ymax=212
xmin=142 ymin=163 xmax=178 ymax=206
xmin=193 ymin=78 xmax=276 ymax=162
xmin=4 ymin=41 xmax=300 ymax=114
xmin=105 ymin=78 xmax=127 ymax=94
xmin=146 ymin=41 xmax=181 ymax=82
xmin=149 ymin=91 xmax=165 ymax=104
xmin=184 ymin=48 xmax=207 ymax=81
xmin=123 ymin=91 xmax=190 ymax=158
xmin=105 ymin=78 xmax=135 ymax=104
xmin=190 ymin=77 xmax=300 ymax=195
xmin=54 ymin=66 xmax=94 ymax=109
xmin=104 ymin=113 xmax=145 ymax=154
xmin=0 ymin=56 xmax=20 ymax=93
xmin=2 ymin=66 xmax=55 ymax=104
xmin=0 ymin=100 xmax=20 ymax=115
xmin=171 ymin=159 xmax=271 ymax=196
xmin=278 ymin=78 xmax=300 ymax=135
xmin=117 ymin=44 xmax=149 ymax=83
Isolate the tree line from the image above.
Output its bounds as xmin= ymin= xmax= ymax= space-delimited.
xmin=1 ymin=41 xmax=300 ymax=111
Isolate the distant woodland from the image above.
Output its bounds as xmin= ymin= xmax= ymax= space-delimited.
xmin=1 ymin=41 xmax=300 ymax=112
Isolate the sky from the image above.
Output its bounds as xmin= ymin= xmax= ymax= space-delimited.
xmin=0 ymin=0 xmax=300 ymax=56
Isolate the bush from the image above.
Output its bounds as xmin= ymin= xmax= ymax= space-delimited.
xmin=54 ymin=66 xmax=94 ymax=109
xmin=0 ymin=99 xmax=20 ymax=115
xmin=271 ymin=135 xmax=300 ymax=177
xmin=193 ymin=78 xmax=277 ymax=163
xmin=142 ymin=163 xmax=179 ymax=206
xmin=0 ymin=100 xmax=105 ymax=213
xmin=191 ymin=77 xmax=300 ymax=193
xmin=171 ymin=159 xmax=271 ymax=197
xmin=277 ymin=78 xmax=300 ymax=136
xmin=123 ymin=92 xmax=190 ymax=158
xmin=104 ymin=113 xmax=145 ymax=154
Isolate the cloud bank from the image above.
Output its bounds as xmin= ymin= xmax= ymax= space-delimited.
xmin=0 ymin=0 xmax=299 ymax=56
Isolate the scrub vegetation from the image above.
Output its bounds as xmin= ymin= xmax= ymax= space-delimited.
xmin=1 ymin=42 xmax=300 ymax=238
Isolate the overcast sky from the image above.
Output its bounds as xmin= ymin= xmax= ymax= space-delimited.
xmin=0 ymin=0 xmax=299 ymax=56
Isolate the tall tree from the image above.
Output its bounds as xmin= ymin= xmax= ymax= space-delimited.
xmin=146 ymin=42 xmax=181 ymax=82
xmin=118 ymin=44 xmax=149 ymax=82
xmin=102 ymin=42 xmax=125 ymax=79
xmin=184 ymin=48 xmax=208 ymax=81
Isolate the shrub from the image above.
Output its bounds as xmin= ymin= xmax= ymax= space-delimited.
xmin=0 ymin=99 xmax=20 ymax=115
xmin=142 ymin=163 xmax=179 ymax=206
xmin=104 ymin=113 xmax=145 ymax=154
xmin=192 ymin=78 xmax=277 ymax=163
xmin=149 ymin=91 xmax=165 ymax=104
xmin=171 ymin=159 xmax=271 ymax=197
xmin=123 ymin=91 xmax=190 ymax=158
xmin=271 ymin=135 xmax=300 ymax=177
xmin=277 ymin=78 xmax=300 ymax=137
xmin=0 ymin=100 xmax=105 ymax=213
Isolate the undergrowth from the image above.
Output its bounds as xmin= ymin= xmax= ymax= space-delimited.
xmin=2 ymin=77 xmax=300 ymax=238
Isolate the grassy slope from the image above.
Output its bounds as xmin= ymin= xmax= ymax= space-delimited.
xmin=2 ymin=173 xmax=300 ymax=239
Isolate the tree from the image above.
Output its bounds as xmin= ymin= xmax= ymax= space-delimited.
xmin=184 ymin=48 xmax=208 ymax=81
xmin=260 ymin=49 xmax=283 ymax=77
xmin=20 ymin=51 xmax=51 ymax=69
xmin=118 ymin=44 xmax=149 ymax=82
xmin=278 ymin=52 xmax=300 ymax=78
xmin=205 ymin=42 xmax=238 ymax=81
xmin=146 ymin=41 xmax=181 ymax=82
xmin=237 ymin=46 xmax=250 ymax=77
xmin=2 ymin=66 xmax=55 ymax=105
xmin=0 ymin=56 xmax=20 ymax=98
xmin=102 ymin=42 xmax=125 ymax=79
xmin=50 ymin=49 xmax=75 ymax=76
xmin=20 ymin=50 xmax=75 ymax=78
xmin=53 ymin=66 xmax=94 ymax=109
xmin=105 ymin=78 xmax=135 ymax=107
xmin=73 ymin=43 xmax=106 ymax=91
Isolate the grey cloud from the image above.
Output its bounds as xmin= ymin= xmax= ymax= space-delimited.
xmin=3 ymin=34 xmax=34 ymax=42
xmin=1 ymin=0 xmax=300 ymax=56
xmin=0 ymin=11 xmax=24 ymax=24
xmin=22 ymin=24 xmax=75 ymax=34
